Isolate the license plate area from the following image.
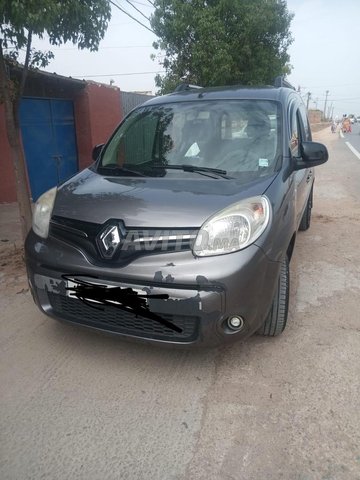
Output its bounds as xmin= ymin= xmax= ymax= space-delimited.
xmin=64 ymin=275 xmax=150 ymax=308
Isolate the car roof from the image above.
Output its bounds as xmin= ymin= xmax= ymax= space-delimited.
xmin=140 ymin=85 xmax=297 ymax=107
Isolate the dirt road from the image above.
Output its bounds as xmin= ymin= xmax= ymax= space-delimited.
xmin=1 ymin=127 xmax=359 ymax=480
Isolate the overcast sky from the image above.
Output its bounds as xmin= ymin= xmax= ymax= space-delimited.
xmin=27 ymin=0 xmax=360 ymax=118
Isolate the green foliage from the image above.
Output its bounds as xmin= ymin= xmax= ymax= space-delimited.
xmin=0 ymin=0 xmax=112 ymax=236
xmin=0 ymin=0 xmax=111 ymax=68
xmin=151 ymin=0 xmax=294 ymax=94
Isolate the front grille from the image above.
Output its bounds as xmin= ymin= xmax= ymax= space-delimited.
xmin=50 ymin=216 xmax=198 ymax=264
xmin=48 ymin=293 xmax=199 ymax=342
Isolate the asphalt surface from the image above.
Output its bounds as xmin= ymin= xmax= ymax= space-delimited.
xmin=1 ymin=127 xmax=360 ymax=480
xmin=340 ymin=122 xmax=360 ymax=157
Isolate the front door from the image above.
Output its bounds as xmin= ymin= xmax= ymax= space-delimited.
xmin=20 ymin=98 xmax=78 ymax=201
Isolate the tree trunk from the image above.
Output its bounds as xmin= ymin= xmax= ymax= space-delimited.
xmin=6 ymin=109 xmax=33 ymax=241
xmin=0 ymin=42 xmax=33 ymax=242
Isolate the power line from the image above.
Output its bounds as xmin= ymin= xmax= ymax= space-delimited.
xmin=296 ymin=83 xmax=360 ymax=90
xmin=325 ymin=98 xmax=360 ymax=103
xmin=311 ymin=96 xmax=360 ymax=101
xmin=109 ymin=0 xmax=154 ymax=34
xmin=4 ymin=45 xmax=153 ymax=52
xmin=131 ymin=0 xmax=154 ymax=6
xmin=125 ymin=0 xmax=150 ymax=21
xmin=303 ymin=83 xmax=360 ymax=89
xmin=73 ymin=70 xmax=164 ymax=77
xmin=53 ymin=45 xmax=153 ymax=51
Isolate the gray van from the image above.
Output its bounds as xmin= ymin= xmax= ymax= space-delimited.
xmin=25 ymin=79 xmax=328 ymax=346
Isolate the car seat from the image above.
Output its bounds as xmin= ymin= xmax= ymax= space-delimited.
xmin=243 ymin=111 xmax=276 ymax=170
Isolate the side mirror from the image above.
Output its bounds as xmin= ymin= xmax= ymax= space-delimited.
xmin=294 ymin=141 xmax=328 ymax=171
xmin=92 ymin=143 xmax=105 ymax=161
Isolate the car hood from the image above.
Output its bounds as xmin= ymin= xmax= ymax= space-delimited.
xmin=53 ymin=169 xmax=277 ymax=228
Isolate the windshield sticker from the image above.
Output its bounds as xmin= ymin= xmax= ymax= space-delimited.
xmin=258 ymin=158 xmax=269 ymax=167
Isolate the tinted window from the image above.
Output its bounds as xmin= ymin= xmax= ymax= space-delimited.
xmin=289 ymin=104 xmax=300 ymax=156
xmin=100 ymin=100 xmax=281 ymax=177
xmin=298 ymin=103 xmax=311 ymax=141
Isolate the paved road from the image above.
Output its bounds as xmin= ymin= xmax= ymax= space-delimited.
xmin=1 ymin=128 xmax=360 ymax=480
xmin=339 ymin=122 xmax=360 ymax=158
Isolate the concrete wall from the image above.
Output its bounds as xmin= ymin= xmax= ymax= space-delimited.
xmin=308 ymin=109 xmax=323 ymax=124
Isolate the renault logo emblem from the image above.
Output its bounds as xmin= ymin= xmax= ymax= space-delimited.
xmin=97 ymin=222 xmax=126 ymax=259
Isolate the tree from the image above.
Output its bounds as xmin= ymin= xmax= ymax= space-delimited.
xmin=150 ymin=0 xmax=294 ymax=94
xmin=0 ymin=0 xmax=111 ymax=241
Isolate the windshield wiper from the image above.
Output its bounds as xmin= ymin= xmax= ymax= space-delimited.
xmin=151 ymin=164 xmax=230 ymax=178
xmin=98 ymin=164 xmax=146 ymax=177
xmin=98 ymin=163 xmax=231 ymax=179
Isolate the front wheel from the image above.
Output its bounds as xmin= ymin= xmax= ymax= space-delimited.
xmin=257 ymin=255 xmax=289 ymax=336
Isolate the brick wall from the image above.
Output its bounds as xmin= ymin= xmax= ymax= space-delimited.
xmin=0 ymin=104 xmax=17 ymax=203
xmin=74 ymin=82 xmax=122 ymax=171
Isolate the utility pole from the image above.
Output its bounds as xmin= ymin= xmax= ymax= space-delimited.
xmin=306 ymin=92 xmax=311 ymax=110
xmin=327 ymin=102 xmax=333 ymax=120
xmin=323 ymin=90 xmax=329 ymax=121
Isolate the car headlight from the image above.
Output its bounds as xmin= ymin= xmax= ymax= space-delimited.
xmin=193 ymin=196 xmax=270 ymax=257
xmin=32 ymin=187 xmax=57 ymax=238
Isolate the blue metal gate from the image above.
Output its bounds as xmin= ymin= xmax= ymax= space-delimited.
xmin=20 ymin=98 xmax=78 ymax=201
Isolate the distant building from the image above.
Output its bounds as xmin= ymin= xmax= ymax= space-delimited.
xmin=307 ymin=109 xmax=323 ymax=124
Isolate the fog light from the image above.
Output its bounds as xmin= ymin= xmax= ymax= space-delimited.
xmin=227 ymin=315 xmax=244 ymax=331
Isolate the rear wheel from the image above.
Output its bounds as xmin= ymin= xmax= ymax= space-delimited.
xmin=258 ymin=255 xmax=289 ymax=336
xmin=299 ymin=187 xmax=313 ymax=231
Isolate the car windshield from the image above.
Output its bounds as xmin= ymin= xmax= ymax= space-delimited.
xmin=98 ymin=100 xmax=281 ymax=177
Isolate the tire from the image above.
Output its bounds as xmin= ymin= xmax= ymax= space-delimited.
xmin=258 ymin=255 xmax=289 ymax=336
xmin=299 ymin=187 xmax=313 ymax=231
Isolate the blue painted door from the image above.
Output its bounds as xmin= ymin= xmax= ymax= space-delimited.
xmin=20 ymin=98 xmax=78 ymax=201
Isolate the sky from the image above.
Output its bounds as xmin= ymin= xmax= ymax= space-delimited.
xmin=22 ymin=0 xmax=360 ymax=118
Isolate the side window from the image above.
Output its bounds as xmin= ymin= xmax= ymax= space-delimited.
xmin=298 ymin=104 xmax=312 ymax=141
xmin=103 ymin=111 xmax=159 ymax=167
xmin=290 ymin=105 xmax=300 ymax=156
xmin=127 ymin=113 xmax=158 ymax=164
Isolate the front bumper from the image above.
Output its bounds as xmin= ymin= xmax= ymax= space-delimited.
xmin=25 ymin=230 xmax=280 ymax=347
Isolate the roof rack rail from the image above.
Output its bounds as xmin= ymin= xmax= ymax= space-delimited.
xmin=274 ymin=76 xmax=295 ymax=90
xmin=173 ymin=83 xmax=203 ymax=92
